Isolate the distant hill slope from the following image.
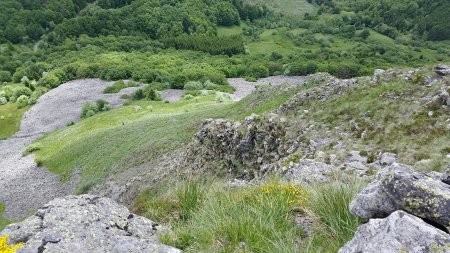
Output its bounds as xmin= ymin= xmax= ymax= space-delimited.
xmin=245 ymin=0 xmax=316 ymax=16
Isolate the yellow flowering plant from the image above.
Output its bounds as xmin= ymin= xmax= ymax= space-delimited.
xmin=242 ymin=182 xmax=307 ymax=211
xmin=0 ymin=235 xmax=23 ymax=253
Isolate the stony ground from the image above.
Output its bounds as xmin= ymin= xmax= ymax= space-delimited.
xmin=0 ymin=76 xmax=306 ymax=220
xmin=228 ymin=76 xmax=306 ymax=101
xmin=0 ymin=79 xmax=140 ymax=219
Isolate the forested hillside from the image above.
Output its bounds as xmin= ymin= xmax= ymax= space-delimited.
xmin=332 ymin=0 xmax=450 ymax=41
xmin=0 ymin=0 xmax=449 ymax=106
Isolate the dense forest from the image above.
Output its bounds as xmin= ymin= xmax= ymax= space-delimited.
xmin=0 ymin=0 xmax=449 ymax=100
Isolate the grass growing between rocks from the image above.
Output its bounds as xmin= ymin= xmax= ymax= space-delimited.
xmin=0 ymin=203 xmax=11 ymax=231
xmin=296 ymin=77 xmax=450 ymax=167
xmin=0 ymin=103 xmax=29 ymax=140
xmin=304 ymin=179 xmax=365 ymax=252
xmin=133 ymin=179 xmax=365 ymax=253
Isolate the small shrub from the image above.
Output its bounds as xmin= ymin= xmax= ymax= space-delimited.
xmin=29 ymin=87 xmax=47 ymax=102
xmin=0 ymin=97 xmax=7 ymax=105
xmin=132 ymin=89 xmax=145 ymax=100
xmin=367 ymin=153 xmax=376 ymax=164
xmin=184 ymin=81 xmax=204 ymax=90
xmin=144 ymin=86 xmax=162 ymax=101
xmin=38 ymin=72 xmax=60 ymax=88
xmin=203 ymin=80 xmax=218 ymax=90
xmin=81 ymin=99 xmax=111 ymax=118
xmin=0 ymin=71 xmax=12 ymax=83
xmin=127 ymin=81 xmax=139 ymax=87
xmin=104 ymin=80 xmax=127 ymax=93
xmin=16 ymin=95 xmax=29 ymax=109
xmin=12 ymin=87 xmax=32 ymax=98
xmin=412 ymin=74 xmax=424 ymax=85
xmin=245 ymin=76 xmax=257 ymax=82
xmin=183 ymin=90 xmax=201 ymax=97
xmin=246 ymin=65 xmax=269 ymax=79
xmin=215 ymin=92 xmax=229 ymax=103
xmin=183 ymin=94 xmax=194 ymax=100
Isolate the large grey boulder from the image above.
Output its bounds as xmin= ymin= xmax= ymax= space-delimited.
xmin=350 ymin=163 xmax=450 ymax=229
xmin=339 ymin=211 xmax=450 ymax=253
xmin=1 ymin=195 xmax=181 ymax=253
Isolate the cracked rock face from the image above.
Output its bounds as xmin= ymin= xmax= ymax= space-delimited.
xmin=339 ymin=211 xmax=450 ymax=253
xmin=349 ymin=163 xmax=450 ymax=229
xmin=0 ymin=195 xmax=181 ymax=253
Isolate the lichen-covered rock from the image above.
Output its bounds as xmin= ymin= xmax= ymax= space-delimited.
xmin=380 ymin=152 xmax=397 ymax=166
xmin=277 ymin=73 xmax=359 ymax=113
xmin=349 ymin=163 xmax=450 ymax=229
xmin=339 ymin=211 xmax=450 ymax=253
xmin=285 ymin=159 xmax=337 ymax=183
xmin=0 ymin=195 xmax=181 ymax=253
xmin=435 ymin=64 xmax=450 ymax=76
xmin=185 ymin=113 xmax=294 ymax=178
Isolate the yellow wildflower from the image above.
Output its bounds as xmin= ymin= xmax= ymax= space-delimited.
xmin=0 ymin=235 xmax=24 ymax=253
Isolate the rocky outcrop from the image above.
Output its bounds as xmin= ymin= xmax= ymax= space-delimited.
xmin=435 ymin=64 xmax=450 ymax=76
xmin=342 ymin=164 xmax=450 ymax=252
xmin=349 ymin=163 xmax=450 ymax=229
xmin=185 ymin=113 xmax=296 ymax=178
xmin=339 ymin=211 xmax=450 ymax=253
xmin=0 ymin=195 xmax=181 ymax=253
xmin=277 ymin=73 xmax=359 ymax=113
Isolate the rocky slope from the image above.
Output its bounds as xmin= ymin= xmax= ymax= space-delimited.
xmin=180 ymin=64 xmax=450 ymax=183
xmin=0 ymin=79 xmax=139 ymax=219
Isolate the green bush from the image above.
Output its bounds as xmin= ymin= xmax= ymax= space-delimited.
xmin=29 ymin=87 xmax=48 ymax=103
xmin=131 ymin=89 xmax=146 ymax=100
xmin=81 ymin=99 xmax=111 ymax=118
xmin=104 ymin=80 xmax=127 ymax=94
xmin=144 ymin=87 xmax=162 ymax=101
xmin=13 ymin=87 xmax=32 ymax=98
xmin=16 ymin=95 xmax=29 ymax=109
xmin=246 ymin=65 xmax=269 ymax=79
xmin=184 ymin=81 xmax=204 ymax=90
xmin=0 ymin=97 xmax=7 ymax=105
xmin=38 ymin=72 xmax=61 ymax=88
xmin=183 ymin=94 xmax=195 ymax=100
xmin=0 ymin=71 xmax=12 ymax=82
xmin=203 ymin=80 xmax=218 ymax=90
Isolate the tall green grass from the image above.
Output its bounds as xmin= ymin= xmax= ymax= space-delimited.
xmin=134 ymin=179 xmax=365 ymax=253
xmin=304 ymin=180 xmax=365 ymax=252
